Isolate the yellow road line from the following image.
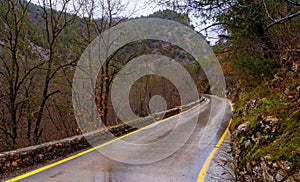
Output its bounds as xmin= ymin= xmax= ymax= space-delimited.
xmin=6 ymin=101 xmax=204 ymax=182
xmin=197 ymin=99 xmax=234 ymax=182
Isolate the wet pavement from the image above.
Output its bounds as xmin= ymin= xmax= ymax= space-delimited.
xmin=8 ymin=96 xmax=233 ymax=182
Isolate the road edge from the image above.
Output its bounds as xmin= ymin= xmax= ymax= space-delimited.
xmin=5 ymin=98 xmax=206 ymax=182
xmin=197 ymin=99 xmax=234 ymax=182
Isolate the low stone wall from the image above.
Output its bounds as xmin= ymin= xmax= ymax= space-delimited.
xmin=0 ymin=132 xmax=93 ymax=176
xmin=0 ymin=98 xmax=205 ymax=176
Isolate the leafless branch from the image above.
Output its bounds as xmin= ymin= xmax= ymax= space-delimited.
xmin=286 ymin=0 xmax=300 ymax=6
xmin=265 ymin=11 xmax=300 ymax=31
xmin=263 ymin=0 xmax=275 ymax=21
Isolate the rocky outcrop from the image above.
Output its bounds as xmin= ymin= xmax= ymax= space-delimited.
xmin=230 ymin=74 xmax=300 ymax=182
xmin=231 ymin=119 xmax=299 ymax=181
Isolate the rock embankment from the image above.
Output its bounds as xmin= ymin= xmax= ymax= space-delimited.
xmin=230 ymin=69 xmax=300 ymax=181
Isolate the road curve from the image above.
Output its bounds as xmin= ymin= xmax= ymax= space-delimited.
xmin=6 ymin=96 xmax=232 ymax=182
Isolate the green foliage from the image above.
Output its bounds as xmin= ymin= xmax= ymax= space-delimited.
xmin=144 ymin=9 xmax=191 ymax=27
xmin=230 ymin=75 xmax=300 ymax=172
xmin=260 ymin=98 xmax=272 ymax=105
xmin=162 ymin=0 xmax=300 ymax=84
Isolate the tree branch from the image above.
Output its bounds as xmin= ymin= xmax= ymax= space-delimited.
xmin=16 ymin=61 xmax=45 ymax=92
xmin=45 ymin=90 xmax=60 ymax=99
xmin=265 ymin=11 xmax=300 ymax=31
xmin=199 ymin=23 xmax=223 ymax=32
xmin=0 ymin=126 xmax=13 ymax=139
xmin=286 ymin=0 xmax=300 ymax=6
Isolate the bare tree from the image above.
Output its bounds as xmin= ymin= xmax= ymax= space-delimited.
xmin=32 ymin=0 xmax=81 ymax=144
xmin=75 ymin=0 xmax=133 ymax=126
xmin=0 ymin=0 xmax=37 ymax=149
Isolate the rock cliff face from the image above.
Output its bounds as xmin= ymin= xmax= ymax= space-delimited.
xmin=230 ymin=65 xmax=300 ymax=181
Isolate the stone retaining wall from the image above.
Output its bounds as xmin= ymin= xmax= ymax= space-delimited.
xmin=0 ymin=98 xmax=204 ymax=176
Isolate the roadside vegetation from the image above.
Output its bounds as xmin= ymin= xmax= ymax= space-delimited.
xmin=159 ymin=0 xmax=299 ymax=180
xmin=0 ymin=0 xmax=299 ymax=180
xmin=230 ymin=69 xmax=299 ymax=180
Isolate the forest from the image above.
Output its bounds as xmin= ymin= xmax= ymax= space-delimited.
xmin=0 ymin=0 xmax=208 ymax=151
xmin=0 ymin=0 xmax=299 ymax=180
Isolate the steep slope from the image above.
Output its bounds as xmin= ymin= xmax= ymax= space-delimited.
xmin=230 ymin=64 xmax=300 ymax=181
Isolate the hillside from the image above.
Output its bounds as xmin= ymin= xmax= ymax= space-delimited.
xmin=0 ymin=0 xmax=208 ymax=152
xmin=230 ymin=64 xmax=300 ymax=180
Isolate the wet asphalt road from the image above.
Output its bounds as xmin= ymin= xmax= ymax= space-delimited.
xmin=9 ymin=96 xmax=231 ymax=182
